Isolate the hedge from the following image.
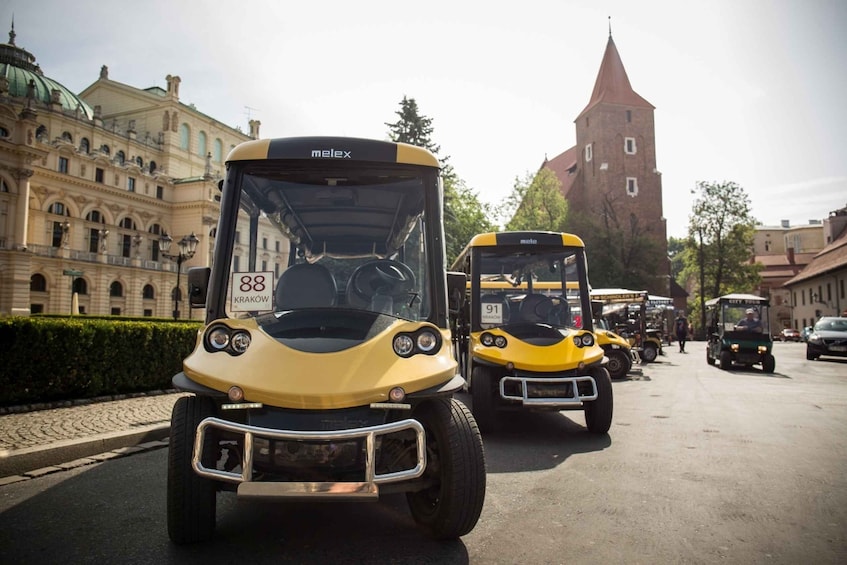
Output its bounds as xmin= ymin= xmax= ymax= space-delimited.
xmin=0 ymin=317 xmax=202 ymax=407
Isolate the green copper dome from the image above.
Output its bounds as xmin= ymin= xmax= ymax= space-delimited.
xmin=0 ymin=24 xmax=95 ymax=120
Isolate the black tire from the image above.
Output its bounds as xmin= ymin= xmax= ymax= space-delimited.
xmin=406 ymin=398 xmax=486 ymax=539
xmin=605 ymin=349 xmax=632 ymax=380
xmin=584 ymin=367 xmax=613 ymax=434
xmin=806 ymin=348 xmax=817 ymax=361
xmin=641 ymin=343 xmax=658 ymax=363
xmin=762 ymin=354 xmax=776 ymax=373
xmin=706 ymin=348 xmax=715 ymax=365
xmin=470 ymin=365 xmax=499 ymax=433
xmin=719 ymin=350 xmax=732 ymax=371
xmin=167 ymin=395 xmax=217 ymax=544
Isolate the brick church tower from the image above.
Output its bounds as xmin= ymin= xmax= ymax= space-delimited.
xmin=544 ymin=32 xmax=669 ymax=295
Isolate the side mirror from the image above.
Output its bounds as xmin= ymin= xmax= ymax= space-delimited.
xmin=188 ymin=267 xmax=211 ymax=307
xmin=446 ymin=271 xmax=467 ymax=315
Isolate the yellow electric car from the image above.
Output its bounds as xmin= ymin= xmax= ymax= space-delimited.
xmin=450 ymin=231 xmax=613 ymax=434
xmin=168 ymin=137 xmax=485 ymax=543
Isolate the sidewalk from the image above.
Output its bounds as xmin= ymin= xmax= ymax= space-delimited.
xmin=0 ymin=391 xmax=188 ymax=484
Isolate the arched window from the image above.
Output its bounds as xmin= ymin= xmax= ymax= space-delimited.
xmin=100 ymin=144 xmax=110 ymax=155
xmin=62 ymin=131 xmax=73 ymax=143
xmin=143 ymin=284 xmax=155 ymax=299
xmin=213 ymin=138 xmax=223 ymax=162
xmin=30 ymin=274 xmax=47 ymax=292
xmin=110 ymin=281 xmax=123 ymax=297
xmin=120 ymin=217 xmax=136 ymax=230
xmin=48 ymin=202 xmax=69 ymax=216
xmin=0 ymin=126 xmax=9 ymax=138
xmin=86 ymin=210 xmax=105 ymax=223
xmin=0 ymin=178 xmax=8 ymax=192
xmin=149 ymin=160 xmax=157 ymax=174
xmin=79 ymin=137 xmax=90 ymax=154
xmin=198 ymin=131 xmax=207 ymax=157
xmin=179 ymin=123 xmax=190 ymax=150
xmin=36 ymin=124 xmax=48 ymax=140
xmin=72 ymin=278 xmax=88 ymax=295
xmin=136 ymin=156 xmax=143 ymax=168
xmin=115 ymin=150 xmax=125 ymax=165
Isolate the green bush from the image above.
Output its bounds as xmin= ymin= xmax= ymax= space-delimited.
xmin=0 ymin=317 xmax=201 ymax=407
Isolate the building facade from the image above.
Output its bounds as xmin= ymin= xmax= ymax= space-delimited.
xmin=0 ymin=27 xmax=289 ymax=318
xmin=543 ymin=33 xmax=668 ymax=295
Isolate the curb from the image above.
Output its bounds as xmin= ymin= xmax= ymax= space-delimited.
xmin=0 ymin=423 xmax=170 ymax=482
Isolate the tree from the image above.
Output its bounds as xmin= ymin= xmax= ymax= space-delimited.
xmin=683 ymin=180 xmax=762 ymax=335
xmin=385 ymin=96 xmax=491 ymax=264
xmin=668 ymin=236 xmax=687 ymax=282
xmin=502 ymin=169 xmax=568 ymax=232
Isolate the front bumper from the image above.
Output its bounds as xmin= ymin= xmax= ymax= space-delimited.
xmin=192 ymin=417 xmax=426 ymax=500
xmin=499 ymin=373 xmax=598 ymax=408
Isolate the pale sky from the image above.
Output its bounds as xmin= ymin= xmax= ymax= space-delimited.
xmin=5 ymin=0 xmax=846 ymax=238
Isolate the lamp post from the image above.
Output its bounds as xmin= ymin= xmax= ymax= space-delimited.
xmin=160 ymin=232 xmax=199 ymax=319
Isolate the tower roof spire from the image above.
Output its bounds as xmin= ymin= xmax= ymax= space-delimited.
xmin=576 ymin=33 xmax=653 ymax=120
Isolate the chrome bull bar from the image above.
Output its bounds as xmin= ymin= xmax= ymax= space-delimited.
xmin=191 ymin=417 xmax=426 ymax=499
xmin=500 ymin=375 xmax=598 ymax=407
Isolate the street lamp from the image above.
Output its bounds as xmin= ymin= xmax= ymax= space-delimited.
xmin=160 ymin=232 xmax=199 ymax=319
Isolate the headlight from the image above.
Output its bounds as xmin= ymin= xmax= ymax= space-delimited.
xmin=208 ymin=327 xmax=230 ymax=350
xmin=393 ymin=334 xmax=415 ymax=357
xmin=494 ymin=335 xmax=507 ymax=348
xmin=231 ymin=331 xmax=252 ymax=354
xmin=581 ymin=333 xmax=595 ymax=347
xmin=392 ymin=328 xmax=442 ymax=357
xmin=417 ymin=331 xmax=438 ymax=353
xmin=808 ymin=335 xmax=821 ymax=344
xmin=205 ymin=325 xmax=251 ymax=355
xmin=481 ymin=332 xmax=495 ymax=347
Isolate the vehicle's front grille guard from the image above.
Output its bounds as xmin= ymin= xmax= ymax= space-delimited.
xmin=192 ymin=417 xmax=426 ymax=485
xmin=500 ymin=375 xmax=598 ymax=407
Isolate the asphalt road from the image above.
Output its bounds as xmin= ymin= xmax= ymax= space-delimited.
xmin=0 ymin=342 xmax=845 ymax=564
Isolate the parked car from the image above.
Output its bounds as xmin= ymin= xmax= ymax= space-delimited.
xmin=779 ymin=328 xmax=801 ymax=342
xmin=806 ymin=317 xmax=847 ymax=360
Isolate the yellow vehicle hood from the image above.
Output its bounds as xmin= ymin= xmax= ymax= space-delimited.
xmin=183 ymin=316 xmax=456 ymax=410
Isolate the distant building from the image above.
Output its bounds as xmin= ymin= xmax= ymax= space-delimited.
xmin=784 ymin=206 xmax=847 ymax=327
xmin=0 ymin=25 xmax=288 ymax=317
xmin=752 ymin=220 xmax=824 ymax=331
xmin=543 ymin=32 xmax=668 ymax=295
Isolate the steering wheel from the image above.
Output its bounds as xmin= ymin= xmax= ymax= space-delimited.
xmin=346 ymin=259 xmax=416 ymax=309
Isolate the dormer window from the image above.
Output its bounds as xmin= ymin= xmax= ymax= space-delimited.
xmin=624 ymin=137 xmax=636 ymax=155
xmin=584 ymin=144 xmax=593 ymax=162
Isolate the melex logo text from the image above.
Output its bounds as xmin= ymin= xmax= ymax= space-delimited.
xmin=311 ymin=149 xmax=352 ymax=158
xmin=520 ymin=238 xmax=538 ymax=245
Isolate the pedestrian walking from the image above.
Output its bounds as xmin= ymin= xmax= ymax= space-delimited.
xmin=675 ymin=311 xmax=689 ymax=353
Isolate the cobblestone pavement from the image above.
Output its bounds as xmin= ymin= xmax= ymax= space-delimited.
xmin=0 ymin=391 xmax=188 ymax=452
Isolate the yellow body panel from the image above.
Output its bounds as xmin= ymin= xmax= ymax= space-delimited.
xmin=465 ymin=232 xmax=585 ymax=250
xmin=595 ymin=328 xmax=631 ymax=349
xmin=225 ymin=139 xmax=272 ymax=162
xmin=470 ymin=328 xmax=604 ymax=372
xmin=183 ymin=319 xmax=457 ymax=410
xmin=395 ymin=143 xmax=440 ymax=167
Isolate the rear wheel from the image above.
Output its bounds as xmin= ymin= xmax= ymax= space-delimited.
xmin=584 ymin=367 xmax=613 ymax=434
xmin=641 ymin=343 xmax=658 ymax=363
xmin=719 ymin=350 xmax=732 ymax=370
xmin=406 ymin=398 xmax=486 ymax=539
xmin=706 ymin=347 xmax=715 ymax=365
xmin=762 ymin=354 xmax=776 ymax=373
xmin=470 ymin=365 xmax=499 ymax=433
xmin=167 ymin=395 xmax=217 ymax=544
xmin=605 ymin=349 xmax=632 ymax=380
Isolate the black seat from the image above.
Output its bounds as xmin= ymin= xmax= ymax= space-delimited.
xmin=275 ymin=263 xmax=337 ymax=310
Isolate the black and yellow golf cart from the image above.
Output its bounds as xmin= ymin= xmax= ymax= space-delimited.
xmin=449 ymin=231 xmax=613 ymax=434
xmin=705 ymin=293 xmax=775 ymax=373
xmin=167 ymin=137 xmax=485 ymax=544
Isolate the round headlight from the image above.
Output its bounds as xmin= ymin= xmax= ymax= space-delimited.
xmin=228 ymin=386 xmax=244 ymax=402
xmin=231 ymin=331 xmax=252 ymax=354
xmin=389 ymin=387 xmax=406 ymax=402
xmin=581 ymin=333 xmax=594 ymax=347
xmin=481 ymin=333 xmax=495 ymax=347
xmin=494 ymin=335 xmax=507 ymax=348
xmin=573 ymin=335 xmax=582 ymax=347
xmin=393 ymin=334 xmax=415 ymax=356
xmin=208 ymin=327 xmax=230 ymax=350
xmin=417 ymin=331 xmax=438 ymax=353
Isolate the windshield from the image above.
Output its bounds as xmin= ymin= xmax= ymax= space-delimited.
xmin=474 ymin=246 xmax=589 ymax=329
xmin=720 ymin=303 xmax=770 ymax=334
xmin=222 ymin=164 xmax=431 ymax=321
xmin=814 ymin=318 xmax=847 ymax=332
